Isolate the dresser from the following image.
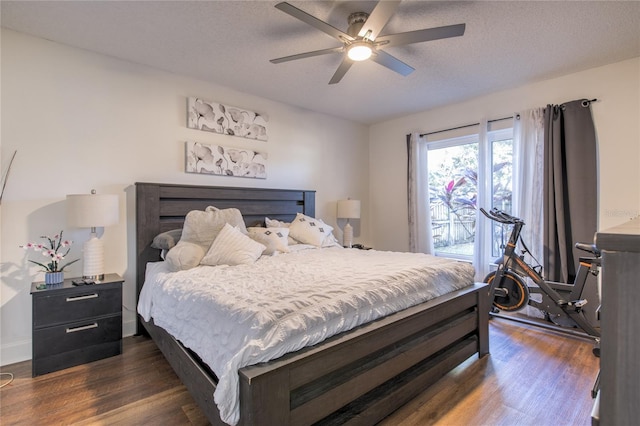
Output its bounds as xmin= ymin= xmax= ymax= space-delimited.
xmin=594 ymin=217 xmax=640 ymax=425
xmin=30 ymin=273 xmax=123 ymax=377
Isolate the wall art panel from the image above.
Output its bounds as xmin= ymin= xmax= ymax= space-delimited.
xmin=185 ymin=141 xmax=267 ymax=179
xmin=187 ymin=97 xmax=268 ymax=141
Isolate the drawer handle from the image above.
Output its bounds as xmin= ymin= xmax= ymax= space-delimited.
xmin=66 ymin=323 xmax=98 ymax=333
xmin=66 ymin=293 xmax=98 ymax=302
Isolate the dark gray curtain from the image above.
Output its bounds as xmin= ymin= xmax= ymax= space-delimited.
xmin=543 ymin=99 xmax=597 ymax=283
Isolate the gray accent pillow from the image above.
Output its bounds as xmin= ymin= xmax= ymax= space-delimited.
xmin=151 ymin=229 xmax=182 ymax=251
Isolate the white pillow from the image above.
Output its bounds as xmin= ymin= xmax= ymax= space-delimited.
xmin=247 ymin=227 xmax=290 ymax=255
xmin=201 ymin=223 xmax=266 ymax=266
xmin=265 ymin=217 xmax=290 ymax=228
xmin=265 ymin=216 xmax=298 ymax=245
xmin=288 ymin=213 xmax=334 ymax=247
xmin=321 ymin=232 xmax=341 ymax=248
xmin=165 ymin=206 xmax=246 ymax=271
xmin=164 ymin=241 xmax=206 ymax=269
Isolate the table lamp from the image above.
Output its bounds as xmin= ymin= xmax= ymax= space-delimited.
xmin=337 ymin=198 xmax=361 ymax=248
xmin=67 ymin=189 xmax=119 ymax=280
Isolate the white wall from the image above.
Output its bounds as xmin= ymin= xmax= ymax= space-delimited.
xmin=0 ymin=29 xmax=370 ymax=365
xmin=369 ymin=57 xmax=640 ymax=252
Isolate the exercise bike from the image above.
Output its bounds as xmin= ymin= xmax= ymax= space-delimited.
xmin=480 ymin=208 xmax=601 ymax=345
xmin=481 ymin=207 xmax=602 ymax=397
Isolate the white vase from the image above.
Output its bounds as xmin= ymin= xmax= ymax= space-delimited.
xmin=44 ymin=271 xmax=64 ymax=285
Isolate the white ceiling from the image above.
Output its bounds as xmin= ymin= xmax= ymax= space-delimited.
xmin=2 ymin=1 xmax=639 ymax=124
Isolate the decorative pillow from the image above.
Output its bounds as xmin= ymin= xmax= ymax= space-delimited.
xmin=247 ymin=227 xmax=290 ymax=255
xmin=165 ymin=206 xmax=247 ymax=271
xmin=321 ymin=232 xmax=341 ymax=248
xmin=288 ymin=213 xmax=334 ymax=247
xmin=265 ymin=216 xmax=298 ymax=245
xmin=165 ymin=242 xmax=206 ymax=270
xmin=151 ymin=229 xmax=182 ymax=251
xmin=201 ymin=223 xmax=266 ymax=266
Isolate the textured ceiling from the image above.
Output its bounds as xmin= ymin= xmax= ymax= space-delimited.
xmin=2 ymin=1 xmax=639 ymax=124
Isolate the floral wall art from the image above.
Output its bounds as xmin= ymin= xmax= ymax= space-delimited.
xmin=185 ymin=141 xmax=267 ymax=179
xmin=187 ymin=97 xmax=269 ymax=141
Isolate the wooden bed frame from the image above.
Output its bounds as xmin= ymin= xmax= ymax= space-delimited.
xmin=135 ymin=182 xmax=489 ymax=425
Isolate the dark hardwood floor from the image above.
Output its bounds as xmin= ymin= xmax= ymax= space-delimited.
xmin=0 ymin=318 xmax=599 ymax=425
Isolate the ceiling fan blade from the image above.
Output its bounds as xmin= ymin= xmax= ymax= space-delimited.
xmin=358 ymin=0 xmax=401 ymax=41
xmin=275 ymin=2 xmax=354 ymax=42
xmin=270 ymin=46 xmax=344 ymax=64
xmin=371 ymin=50 xmax=414 ymax=76
xmin=376 ymin=23 xmax=466 ymax=48
xmin=329 ymin=57 xmax=354 ymax=85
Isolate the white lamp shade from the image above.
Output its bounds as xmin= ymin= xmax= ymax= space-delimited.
xmin=67 ymin=193 xmax=119 ymax=228
xmin=337 ymin=199 xmax=361 ymax=219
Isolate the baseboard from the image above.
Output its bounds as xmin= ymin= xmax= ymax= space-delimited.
xmin=0 ymin=338 xmax=31 ymax=367
xmin=123 ymin=317 xmax=137 ymax=337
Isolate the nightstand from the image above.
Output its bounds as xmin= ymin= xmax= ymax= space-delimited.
xmin=30 ymin=273 xmax=123 ymax=377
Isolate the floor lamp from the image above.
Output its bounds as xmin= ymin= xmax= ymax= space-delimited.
xmin=337 ymin=198 xmax=361 ymax=248
xmin=67 ymin=189 xmax=119 ymax=280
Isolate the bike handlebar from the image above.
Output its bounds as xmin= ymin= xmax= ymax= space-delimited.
xmin=479 ymin=207 xmax=524 ymax=225
xmin=480 ymin=208 xmax=600 ymax=256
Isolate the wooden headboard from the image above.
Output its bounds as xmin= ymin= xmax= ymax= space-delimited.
xmin=135 ymin=182 xmax=316 ymax=326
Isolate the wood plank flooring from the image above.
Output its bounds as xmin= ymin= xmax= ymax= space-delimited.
xmin=0 ymin=318 xmax=599 ymax=425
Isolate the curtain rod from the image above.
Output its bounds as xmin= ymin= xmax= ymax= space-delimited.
xmin=419 ymin=114 xmax=520 ymax=138
xmin=416 ymin=98 xmax=595 ymax=138
xmin=420 ymin=122 xmax=478 ymax=137
xmin=554 ymin=98 xmax=598 ymax=109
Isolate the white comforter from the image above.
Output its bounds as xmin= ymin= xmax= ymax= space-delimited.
xmin=138 ymin=247 xmax=475 ymax=425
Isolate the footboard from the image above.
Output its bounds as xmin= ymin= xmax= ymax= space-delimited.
xmin=238 ymin=283 xmax=489 ymax=425
xmin=142 ymin=284 xmax=488 ymax=425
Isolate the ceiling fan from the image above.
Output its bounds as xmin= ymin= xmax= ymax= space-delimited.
xmin=270 ymin=0 xmax=466 ymax=84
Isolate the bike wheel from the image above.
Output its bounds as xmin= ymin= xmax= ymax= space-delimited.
xmin=483 ymin=270 xmax=530 ymax=312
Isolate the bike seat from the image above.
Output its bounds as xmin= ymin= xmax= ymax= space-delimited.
xmin=575 ymin=242 xmax=601 ymax=257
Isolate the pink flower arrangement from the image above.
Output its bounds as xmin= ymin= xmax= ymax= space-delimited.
xmin=20 ymin=231 xmax=79 ymax=272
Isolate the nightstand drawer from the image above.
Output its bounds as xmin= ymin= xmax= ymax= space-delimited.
xmin=32 ymin=314 xmax=122 ymax=359
xmin=33 ymin=286 xmax=121 ymax=327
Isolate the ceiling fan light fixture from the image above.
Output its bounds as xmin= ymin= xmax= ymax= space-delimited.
xmin=271 ymin=1 xmax=466 ymax=84
xmin=347 ymin=42 xmax=372 ymax=61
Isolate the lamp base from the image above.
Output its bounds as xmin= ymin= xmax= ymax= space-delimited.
xmin=83 ymin=233 xmax=105 ymax=281
xmin=83 ymin=273 xmax=105 ymax=281
xmin=343 ymin=222 xmax=353 ymax=248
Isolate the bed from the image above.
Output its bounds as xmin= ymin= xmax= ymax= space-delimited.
xmin=135 ymin=182 xmax=489 ymax=426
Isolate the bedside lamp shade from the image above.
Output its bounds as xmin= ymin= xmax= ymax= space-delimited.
xmin=67 ymin=190 xmax=119 ymax=280
xmin=337 ymin=199 xmax=361 ymax=248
